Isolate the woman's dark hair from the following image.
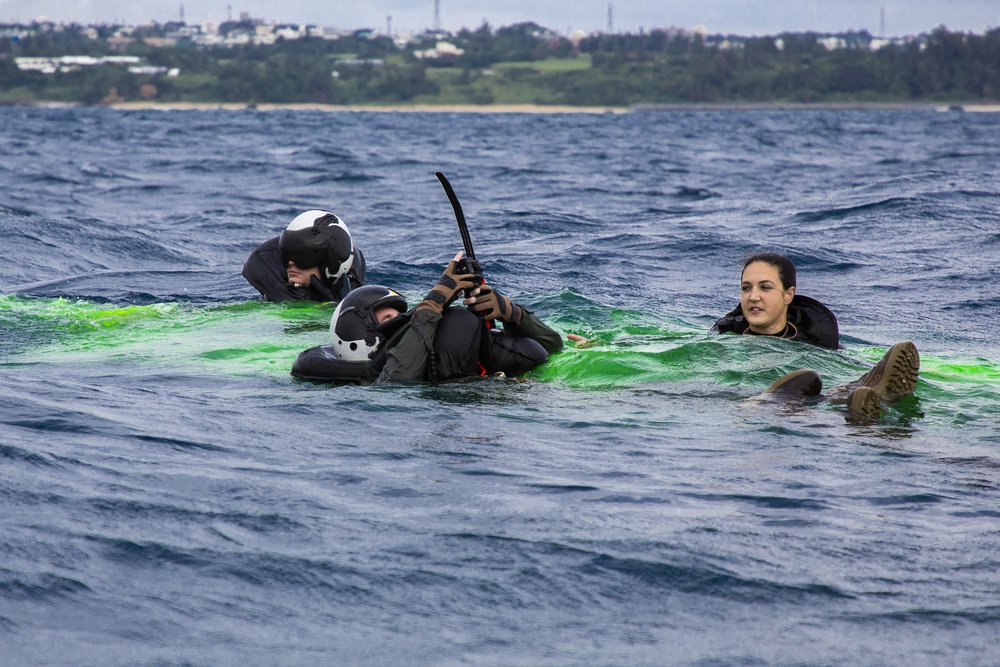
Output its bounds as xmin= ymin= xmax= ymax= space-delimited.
xmin=741 ymin=252 xmax=796 ymax=290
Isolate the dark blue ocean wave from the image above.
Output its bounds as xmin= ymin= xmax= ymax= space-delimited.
xmin=132 ymin=434 xmax=231 ymax=452
xmin=0 ymin=444 xmax=56 ymax=466
xmin=78 ymin=162 xmax=141 ymax=180
xmin=673 ymin=185 xmax=721 ymax=199
xmin=793 ymin=196 xmax=921 ymax=222
xmin=307 ymin=145 xmax=358 ymax=162
xmin=582 ymin=552 xmax=854 ymax=602
xmin=682 ymin=491 xmax=831 ymax=511
xmin=843 ymin=607 xmax=1000 ymax=625
xmin=305 ymin=170 xmax=382 ymax=184
xmin=0 ymin=573 xmax=93 ymax=602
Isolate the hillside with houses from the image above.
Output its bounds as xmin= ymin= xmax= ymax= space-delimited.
xmin=2 ymin=17 xmax=997 ymax=106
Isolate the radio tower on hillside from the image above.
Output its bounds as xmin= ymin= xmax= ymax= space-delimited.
xmin=879 ymin=4 xmax=886 ymax=37
xmin=607 ymin=3 xmax=613 ymax=33
xmin=434 ymin=0 xmax=441 ymax=31
xmin=179 ymin=3 xmax=185 ymax=22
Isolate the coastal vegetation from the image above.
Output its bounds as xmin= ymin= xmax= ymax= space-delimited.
xmin=1 ymin=20 xmax=998 ymax=106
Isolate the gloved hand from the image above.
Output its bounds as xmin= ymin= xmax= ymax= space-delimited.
xmin=417 ymin=251 xmax=479 ymax=314
xmin=467 ymin=283 xmax=522 ymax=325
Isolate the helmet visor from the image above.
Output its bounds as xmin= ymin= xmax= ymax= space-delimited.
xmin=279 ymin=246 xmax=325 ymax=270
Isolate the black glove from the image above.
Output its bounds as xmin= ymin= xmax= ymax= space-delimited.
xmin=470 ymin=283 xmax=522 ymax=325
xmin=418 ymin=255 xmax=479 ymax=314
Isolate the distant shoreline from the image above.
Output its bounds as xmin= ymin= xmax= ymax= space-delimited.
xmin=9 ymin=100 xmax=1000 ymax=113
xmin=107 ymin=102 xmax=628 ymax=113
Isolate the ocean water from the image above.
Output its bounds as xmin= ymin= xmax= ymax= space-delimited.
xmin=1 ymin=106 xmax=999 ymax=666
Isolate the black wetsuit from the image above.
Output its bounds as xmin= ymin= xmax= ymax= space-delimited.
xmin=242 ymin=237 xmax=367 ymax=303
xmin=712 ymin=294 xmax=840 ymax=350
xmin=292 ymin=306 xmax=564 ymax=385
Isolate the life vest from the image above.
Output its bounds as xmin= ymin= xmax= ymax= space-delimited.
xmin=427 ymin=307 xmax=549 ymax=381
xmin=712 ymin=294 xmax=840 ymax=350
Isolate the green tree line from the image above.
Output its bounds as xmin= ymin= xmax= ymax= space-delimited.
xmin=1 ymin=21 xmax=997 ymax=105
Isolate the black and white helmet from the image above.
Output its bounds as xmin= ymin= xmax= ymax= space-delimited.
xmin=329 ymin=286 xmax=408 ymax=362
xmin=279 ymin=210 xmax=354 ymax=283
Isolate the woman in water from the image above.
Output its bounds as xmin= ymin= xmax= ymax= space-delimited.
xmin=713 ymin=251 xmax=840 ymax=349
xmin=713 ymin=252 xmax=920 ymax=419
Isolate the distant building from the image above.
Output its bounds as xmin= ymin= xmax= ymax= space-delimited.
xmin=16 ymin=55 xmax=172 ymax=76
xmin=142 ymin=37 xmax=177 ymax=48
xmin=128 ymin=66 xmax=170 ymax=75
xmin=413 ymin=41 xmax=465 ymax=59
xmin=818 ymin=36 xmax=847 ymax=50
xmin=274 ymin=25 xmax=307 ymax=40
xmin=869 ymin=37 xmax=910 ymax=51
xmin=335 ymin=58 xmax=385 ymax=67
xmin=107 ymin=36 xmax=135 ymax=51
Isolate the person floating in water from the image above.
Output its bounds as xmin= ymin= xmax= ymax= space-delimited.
xmin=713 ymin=251 xmax=840 ymax=349
xmin=713 ymin=252 xmax=919 ymax=419
xmin=292 ymin=251 xmax=564 ymax=385
xmin=242 ymin=210 xmax=366 ymax=303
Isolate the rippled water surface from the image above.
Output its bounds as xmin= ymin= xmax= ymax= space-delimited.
xmin=2 ymin=106 xmax=999 ymax=666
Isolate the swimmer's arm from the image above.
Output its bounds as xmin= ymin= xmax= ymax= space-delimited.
xmin=504 ymin=308 xmax=564 ymax=353
xmin=375 ymin=309 xmax=440 ymax=384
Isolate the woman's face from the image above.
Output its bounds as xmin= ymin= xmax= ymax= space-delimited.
xmin=740 ymin=261 xmax=795 ymax=335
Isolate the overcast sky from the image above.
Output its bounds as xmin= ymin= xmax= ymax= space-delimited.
xmin=2 ymin=0 xmax=998 ymax=37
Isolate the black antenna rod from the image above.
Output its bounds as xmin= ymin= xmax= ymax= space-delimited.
xmin=435 ymin=171 xmax=475 ymax=260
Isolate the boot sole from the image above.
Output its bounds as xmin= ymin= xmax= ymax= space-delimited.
xmin=847 ymin=386 xmax=882 ymax=419
xmin=861 ymin=341 xmax=920 ymax=403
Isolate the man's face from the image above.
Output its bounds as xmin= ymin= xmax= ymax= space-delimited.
xmin=286 ymin=261 xmax=322 ymax=287
xmin=374 ymin=306 xmax=402 ymax=324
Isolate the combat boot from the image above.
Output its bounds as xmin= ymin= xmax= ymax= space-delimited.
xmin=833 ymin=341 xmax=920 ymax=416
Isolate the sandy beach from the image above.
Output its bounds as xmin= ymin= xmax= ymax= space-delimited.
xmin=107 ymin=101 xmax=629 ymax=113
xmin=24 ymin=100 xmax=1000 ymax=113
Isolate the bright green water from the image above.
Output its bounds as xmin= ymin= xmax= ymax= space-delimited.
xmin=5 ymin=295 xmax=997 ymax=416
